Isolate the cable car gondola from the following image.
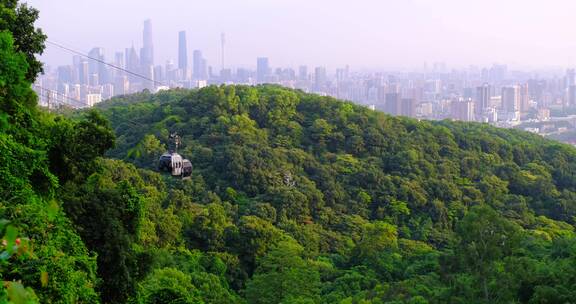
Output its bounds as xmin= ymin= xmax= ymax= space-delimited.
xmin=158 ymin=133 xmax=192 ymax=178
xmin=182 ymin=159 xmax=192 ymax=178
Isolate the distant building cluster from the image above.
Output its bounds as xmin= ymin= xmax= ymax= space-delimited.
xmin=35 ymin=20 xmax=576 ymax=135
xmin=35 ymin=19 xmax=210 ymax=108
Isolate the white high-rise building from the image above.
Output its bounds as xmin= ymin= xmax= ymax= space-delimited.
xmin=86 ymin=93 xmax=102 ymax=107
xmin=451 ymin=98 xmax=475 ymax=121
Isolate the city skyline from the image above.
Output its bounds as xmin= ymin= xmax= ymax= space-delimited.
xmin=25 ymin=0 xmax=576 ymax=70
xmin=32 ymin=17 xmax=572 ymax=126
xmin=30 ymin=5 xmax=576 ymax=145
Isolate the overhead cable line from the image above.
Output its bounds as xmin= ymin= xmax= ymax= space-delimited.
xmin=46 ymin=40 xmax=165 ymax=86
xmin=33 ymin=85 xmax=87 ymax=108
xmin=36 ymin=92 xmax=65 ymax=111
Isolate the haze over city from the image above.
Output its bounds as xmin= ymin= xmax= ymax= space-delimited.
xmin=27 ymin=0 xmax=576 ymax=70
xmin=29 ymin=0 xmax=576 ymax=145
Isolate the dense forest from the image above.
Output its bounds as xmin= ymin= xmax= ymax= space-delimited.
xmin=4 ymin=1 xmax=576 ymax=303
xmin=92 ymin=85 xmax=576 ymax=304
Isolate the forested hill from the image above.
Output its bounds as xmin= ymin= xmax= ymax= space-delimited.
xmin=100 ymin=85 xmax=576 ymax=225
xmin=93 ymin=85 xmax=576 ymax=303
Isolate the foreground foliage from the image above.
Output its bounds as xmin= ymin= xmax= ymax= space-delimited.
xmin=0 ymin=29 xmax=99 ymax=303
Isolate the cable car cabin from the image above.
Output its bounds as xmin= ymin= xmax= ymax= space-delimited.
xmin=158 ymin=153 xmax=184 ymax=176
xmin=158 ymin=153 xmax=172 ymax=172
xmin=170 ymin=153 xmax=183 ymax=176
xmin=158 ymin=153 xmax=176 ymax=172
xmin=182 ymin=159 xmax=192 ymax=178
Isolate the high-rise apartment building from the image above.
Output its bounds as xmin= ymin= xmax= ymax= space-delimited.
xmin=86 ymin=93 xmax=102 ymax=107
xmin=502 ymin=85 xmax=520 ymax=113
xmin=114 ymin=75 xmax=129 ymax=96
xmin=519 ymin=83 xmax=530 ymax=113
xmin=451 ymin=98 xmax=475 ymax=121
xmin=385 ymin=92 xmax=400 ymax=115
xmin=475 ymin=83 xmax=490 ymax=118
xmin=79 ymin=60 xmax=89 ymax=85
xmin=401 ymin=98 xmax=417 ymax=118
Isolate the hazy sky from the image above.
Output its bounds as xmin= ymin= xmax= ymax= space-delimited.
xmin=24 ymin=0 xmax=576 ymax=71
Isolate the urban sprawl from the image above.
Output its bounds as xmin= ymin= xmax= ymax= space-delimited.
xmin=34 ymin=20 xmax=576 ymax=145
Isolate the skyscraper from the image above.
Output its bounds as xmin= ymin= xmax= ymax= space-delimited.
xmin=126 ymin=45 xmax=140 ymax=82
xmin=114 ymin=75 xmax=129 ymax=96
xmin=193 ymin=50 xmax=206 ymax=79
xmin=256 ymin=57 xmax=269 ymax=83
xmin=154 ymin=65 xmax=164 ymax=84
xmin=141 ymin=19 xmax=154 ymax=67
xmin=519 ymin=84 xmax=530 ymax=113
xmin=57 ymin=66 xmax=72 ymax=84
xmin=314 ymin=66 xmax=327 ymax=91
xmin=88 ymin=47 xmax=107 ymax=83
xmin=451 ymin=98 xmax=475 ymax=122
xmin=57 ymin=83 xmax=69 ymax=99
xmin=143 ymin=65 xmax=155 ymax=91
xmin=114 ymin=52 xmax=124 ymax=68
xmin=71 ymin=55 xmax=82 ymax=83
xmin=298 ymin=65 xmax=308 ymax=81
xmin=385 ymin=93 xmax=400 ymax=115
xmin=401 ymin=98 xmax=417 ymax=117
xmin=87 ymin=47 xmax=103 ymax=74
xmin=236 ymin=68 xmax=250 ymax=83
xmin=79 ymin=60 xmax=89 ymax=85
xmin=165 ymin=60 xmax=176 ymax=82
xmin=89 ymin=73 xmax=99 ymax=86
xmin=502 ymin=85 xmax=520 ymax=113
xmin=124 ymin=48 xmax=131 ymax=71
xmin=528 ymin=79 xmax=545 ymax=106
xmin=178 ymin=31 xmax=188 ymax=72
xmin=475 ymin=83 xmax=490 ymax=118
